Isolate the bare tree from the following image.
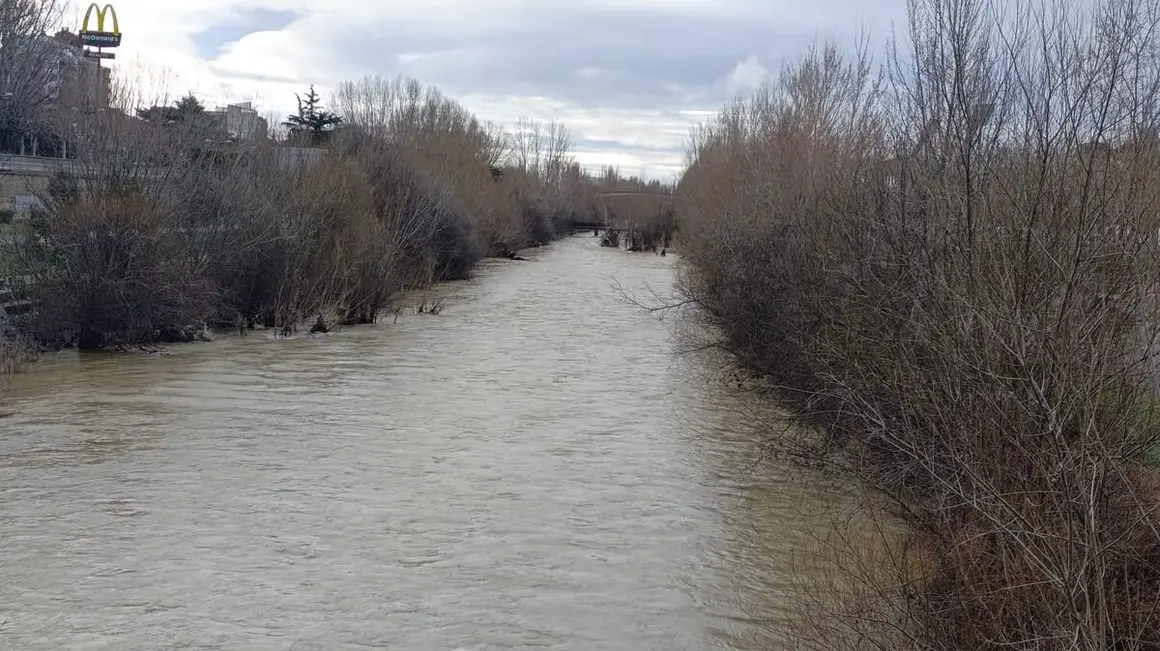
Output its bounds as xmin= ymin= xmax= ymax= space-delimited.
xmin=542 ymin=120 xmax=573 ymax=186
xmin=509 ymin=116 xmax=543 ymax=177
xmin=0 ymin=0 xmax=70 ymax=147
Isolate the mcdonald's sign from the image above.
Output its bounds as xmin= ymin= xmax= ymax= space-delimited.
xmin=79 ymin=3 xmax=121 ymax=48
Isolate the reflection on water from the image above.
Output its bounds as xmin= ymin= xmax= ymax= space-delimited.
xmin=0 ymin=237 xmax=847 ymax=650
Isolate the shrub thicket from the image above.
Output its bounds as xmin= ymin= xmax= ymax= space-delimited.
xmin=2 ymin=72 xmax=678 ymax=350
xmin=678 ymin=0 xmax=1160 ymax=648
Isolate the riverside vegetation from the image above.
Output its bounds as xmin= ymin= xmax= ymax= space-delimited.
xmin=0 ymin=0 xmax=675 ymax=357
xmin=0 ymin=71 xmax=674 ymax=355
xmin=676 ymin=0 xmax=1160 ymax=648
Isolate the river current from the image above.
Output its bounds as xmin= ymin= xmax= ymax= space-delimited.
xmin=0 ymin=237 xmax=841 ymax=650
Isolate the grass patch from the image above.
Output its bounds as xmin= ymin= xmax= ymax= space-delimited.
xmin=1145 ymin=444 xmax=1160 ymax=469
xmin=1102 ymin=389 xmax=1160 ymax=468
xmin=0 ymin=222 xmax=31 ymax=236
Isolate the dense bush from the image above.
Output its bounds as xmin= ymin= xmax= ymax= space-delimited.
xmin=18 ymin=189 xmax=218 ymax=349
xmin=678 ymin=0 xmax=1160 ymax=648
xmin=16 ymin=134 xmax=483 ymax=344
xmin=3 ymin=74 xmax=676 ymax=350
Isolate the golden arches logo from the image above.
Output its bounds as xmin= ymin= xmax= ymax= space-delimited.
xmin=81 ymin=3 xmax=119 ymax=33
xmin=79 ymin=3 xmax=122 ymax=48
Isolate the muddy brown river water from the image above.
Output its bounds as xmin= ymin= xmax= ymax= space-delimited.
xmin=0 ymin=237 xmax=844 ymax=650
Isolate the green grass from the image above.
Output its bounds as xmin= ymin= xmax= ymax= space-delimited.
xmin=0 ymin=222 xmax=31 ymax=236
xmin=1111 ymin=389 xmax=1160 ymax=469
xmin=1145 ymin=445 xmax=1160 ymax=469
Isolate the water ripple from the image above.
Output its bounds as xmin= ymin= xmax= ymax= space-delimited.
xmin=0 ymin=238 xmax=836 ymax=650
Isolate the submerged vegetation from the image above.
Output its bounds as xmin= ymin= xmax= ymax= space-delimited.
xmin=677 ymin=0 xmax=1160 ymax=647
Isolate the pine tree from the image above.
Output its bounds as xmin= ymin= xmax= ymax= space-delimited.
xmin=173 ymin=93 xmax=205 ymax=119
xmin=282 ymin=85 xmax=342 ymax=144
xmin=135 ymin=93 xmax=206 ymax=124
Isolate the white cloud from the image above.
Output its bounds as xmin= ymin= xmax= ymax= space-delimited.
xmin=210 ymin=32 xmax=306 ymax=83
xmin=60 ymin=0 xmax=908 ymax=177
xmin=724 ymin=55 xmax=770 ymax=94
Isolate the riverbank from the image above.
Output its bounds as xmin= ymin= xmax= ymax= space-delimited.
xmin=0 ymin=330 xmax=34 ymax=375
xmin=675 ymin=0 xmax=1160 ymax=647
xmin=0 ymin=237 xmax=543 ymax=363
xmin=0 ymin=227 xmax=664 ymax=372
xmin=0 ymin=74 xmax=676 ymax=356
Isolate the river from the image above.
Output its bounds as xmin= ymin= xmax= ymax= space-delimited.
xmin=0 ymin=237 xmax=845 ymax=650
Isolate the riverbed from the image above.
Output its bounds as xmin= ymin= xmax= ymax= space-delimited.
xmin=0 ymin=237 xmax=842 ymax=650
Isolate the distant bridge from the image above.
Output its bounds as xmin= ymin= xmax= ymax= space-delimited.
xmin=564 ymin=221 xmax=626 ymax=233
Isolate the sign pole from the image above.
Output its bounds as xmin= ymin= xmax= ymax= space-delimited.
xmin=78 ymin=3 xmax=120 ymax=109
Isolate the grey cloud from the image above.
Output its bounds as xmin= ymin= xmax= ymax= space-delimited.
xmin=201 ymin=0 xmax=906 ymax=176
xmin=573 ymin=138 xmax=686 ymax=174
xmin=193 ymin=9 xmax=300 ymax=60
xmin=574 ymin=137 xmax=684 ymax=157
xmin=206 ymin=67 xmax=300 ymax=85
xmin=309 ymin=2 xmax=903 ymax=110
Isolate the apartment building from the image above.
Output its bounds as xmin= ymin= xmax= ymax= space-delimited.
xmin=208 ymin=101 xmax=269 ymax=141
xmin=0 ymin=30 xmax=110 ymax=159
xmin=47 ymin=30 xmax=111 ymax=111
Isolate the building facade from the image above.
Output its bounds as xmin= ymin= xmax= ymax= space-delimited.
xmin=0 ymin=29 xmax=111 ymax=158
xmin=48 ymin=30 xmax=111 ymax=112
xmin=208 ymin=101 xmax=269 ymax=141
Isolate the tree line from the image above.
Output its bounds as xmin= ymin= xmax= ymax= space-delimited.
xmin=0 ymin=0 xmax=675 ymax=354
xmin=0 ymin=71 xmax=674 ymax=352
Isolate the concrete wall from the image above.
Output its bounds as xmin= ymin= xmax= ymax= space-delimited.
xmin=0 ymin=174 xmax=46 ymax=206
xmin=274 ymin=146 xmax=325 ymax=172
xmin=0 ymin=157 xmax=60 ymax=217
xmin=0 ymin=148 xmax=324 ymax=217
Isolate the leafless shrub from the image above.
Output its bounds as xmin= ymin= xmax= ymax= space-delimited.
xmin=335 ymin=75 xmax=519 ymax=255
xmin=415 ymin=294 xmax=447 ymax=315
xmin=0 ymin=328 xmax=35 ymax=377
xmin=19 ymin=190 xmax=217 ymax=349
xmin=7 ymin=67 xmax=678 ymax=350
xmin=678 ymin=0 xmax=1160 ymax=648
xmin=11 ymin=77 xmax=489 ymax=346
xmin=333 ymin=74 xmax=672 ymax=255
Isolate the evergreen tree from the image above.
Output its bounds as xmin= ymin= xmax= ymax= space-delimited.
xmin=282 ymin=85 xmax=342 ymax=144
xmin=173 ymin=94 xmax=205 ymax=119
xmin=135 ymin=93 xmax=206 ymax=124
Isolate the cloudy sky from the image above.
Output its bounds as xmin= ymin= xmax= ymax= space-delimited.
xmin=63 ymin=0 xmax=907 ymax=178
